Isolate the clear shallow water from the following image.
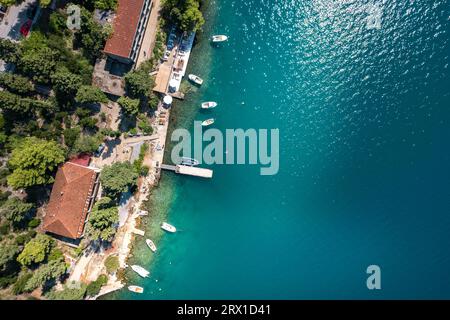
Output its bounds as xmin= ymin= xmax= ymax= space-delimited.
xmin=118 ymin=0 xmax=450 ymax=299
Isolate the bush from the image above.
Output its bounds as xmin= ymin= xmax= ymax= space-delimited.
xmin=101 ymin=128 xmax=121 ymax=138
xmin=48 ymin=247 xmax=64 ymax=262
xmin=46 ymin=282 xmax=87 ymax=300
xmin=117 ymin=96 xmax=140 ymax=116
xmin=15 ymin=234 xmax=26 ymax=245
xmin=86 ymin=274 xmax=108 ymax=297
xmin=0 ymin=274 xmax=17 ymax=289
xmin=0 ymin=190 xmax=11 ymax=205
xmin=11 ymin=273 xmax=33 ymax=295
xmin=15 ymin=230 xmax=37 ymax=245
xmin=0 ymin=223 xmax=10 ymax=236
xmin=28 ymin=218 xmax=41 ymax=229
xmin=104 ymin=255 xmax=119 ymax=274
xmin=137 ymin=115 xmax=153 ymax=135
xmin=63 ymin=127 xmax=81 ymax=149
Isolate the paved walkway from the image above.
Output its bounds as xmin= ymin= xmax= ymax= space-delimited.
xmin=135 ymin=0 xmax=161 ymax=68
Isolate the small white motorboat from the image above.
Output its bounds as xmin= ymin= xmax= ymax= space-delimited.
xmin=131 ymin=265 xmax=150 ymax=278
xmin=188 ymin=74 xmax=203 ymax=85
xmin=161 ymin=222 xmax=176 ymax=233
xmin=201 ymin=101 xmax=217 ymax=109
xmin=146 ymin=239 xmax=157 ymax=252
xmin=201 ymin=118 xmax=215 ymax=127
xmin=212 ymin=35 xmax=228 ymax=42
xmin=181 ymin=157 xmax=199 ymax=166
xmin=128 ymin=285 xmax=144 ymax=293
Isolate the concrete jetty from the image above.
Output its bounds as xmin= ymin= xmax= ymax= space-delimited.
xmin=161 ymin=164 xmax=213 ymax=178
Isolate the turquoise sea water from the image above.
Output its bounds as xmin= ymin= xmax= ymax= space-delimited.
xmin=118 ymin=0 xmax=450 ymax=299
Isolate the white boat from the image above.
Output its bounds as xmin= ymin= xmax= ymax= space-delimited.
xmin=212 ymin=35 xmax=228 ymax=42
xmin=161 ymin=222 xmax=176 ymax=233
xmin=131 ymin=265 xmax=150 ymax=278
xmin=181 ymin=157 xmax=199 ymax=166
xmin=128 ymin=285 xmax=144 ymax=293
xmin=146 ymin=239 xmax=157 ymax=252
xmin=188 ymin=74 xmax=203 ymax=85
xmin=201 ymin=118 xmax=215 ymax=127
xmin=201 ymin=101 xmax=217 ymax=109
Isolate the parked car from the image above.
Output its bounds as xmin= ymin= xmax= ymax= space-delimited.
xmin=94 ymin=143 xmax=106 ymax=157
xmin=20 ymin=19 xmax=32 ymax=37
xmin=0 ymin=5 xmax=7 ymax=13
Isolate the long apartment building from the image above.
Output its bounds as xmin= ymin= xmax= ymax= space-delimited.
xmin=103 ymin=0 xmax=153 ymax=65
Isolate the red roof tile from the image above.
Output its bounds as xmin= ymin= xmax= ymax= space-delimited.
xmin=104 ymin=0 xmax=146 ymax=59
xmin=68 ymin=153 xmax=91 ymax=167
xmin=42 ymin=163 xmax=97 ymax=239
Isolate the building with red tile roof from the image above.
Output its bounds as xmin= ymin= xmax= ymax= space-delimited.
xmin=103 ymin=0 xmax=153 ymax=64
xmin=42 ymin=162 xmax=99 ymax=241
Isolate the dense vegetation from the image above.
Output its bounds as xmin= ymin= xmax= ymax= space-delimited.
xmin=162 ymin=0 xmax=205 ymax=32
xmin=0 ymin=2 xmax=113 ymax=299
xmin=0 ymin=0 xmax=205 ymax=299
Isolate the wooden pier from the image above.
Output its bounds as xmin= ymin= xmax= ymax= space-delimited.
xmin=160 ymin=164 xmax=213 ymax=178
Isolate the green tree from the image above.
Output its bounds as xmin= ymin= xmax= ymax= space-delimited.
xmin=11 ymin=272 xmax=33 ymax=295
xmin=46 ymin=282 xmax=87 ymax=300
xmin=124 ymin=68 xmax=155 ymax=100
xmin=94 ymin=0 xmax=117 ymax=10
xmin=20 ymin=97 xmax=56 ymax=113
xmin=24 ymin=258 xmax=67 ymax=291
xmin=162 ymin=0 xmax=205 ymax=32
xmin=7 ymin=137 xmax=66 ymax=189
xmin=104 ymin=255 xmax=119 ymax=274
xmin=86 ymin=274 xmax=108 ymax=297
xmin=18 ymin=46 xmax=57 ymax=84
xmin=179 ymin=0 xmax=205 ymax=32
xmin=1 ymin=197 xmax=34 ymax=228
xmin=0 ymin=241 xmax=20 ymax=272
xmin=17 ymin=234 xmax=54 ymax=266
xmin=0 ymin=38 xmax=21 ymax=63
xmin=86 ymin=197 xmax=118 ymax=242
xmin=0 ymin=73 xmax=34 ymax=95
xmin=117 ymin=96 xmax=140 ymax=116
xmin=0 ymin=114 xmax=6 ymax=145
xmin=76 ymin=9 xmax=110 ymax=60
xmin=63 ymin=127 xmax=81 ymax=149
xmin=75 ymin=85 xmax=108 ymax=105
xmin=49 ymin=11 xmax=69 ymax=35
xmin=0 ymin=90 xmax=23 ymax=113
xmin=51 ymin=67 xmax=83 ymax=97
xmin=72 ymin=134 xmax=103 ymax=154
xmin=100 ymin=162 xmax=138 ymax=197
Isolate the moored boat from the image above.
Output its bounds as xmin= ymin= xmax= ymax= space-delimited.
xmin=181 ymin=157 xmax=199 ymax=166
xmin=211 ymin=35 xmax=228 ymax=42
xmin=161 ymin=222 xmax=176 ymax=233
xmin=188 ymin=74 xmax=203 ymax=85
xmin=128 ymin=285 xmax=144 ymax=293
xmin=201 ymin=118 xmax=215 ymax=127
xmin=146 ymin=239 xmax=157 ymax=252
xmin=131 ymin=265 xmax=150 ymax=278
xmin=201 ymin=101 xmax=217 ymax=109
